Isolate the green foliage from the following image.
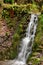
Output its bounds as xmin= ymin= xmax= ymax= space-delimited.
xmin=5 ymin=17 xmax=14 ymax=28
xmin=33 ymin=14 xmax=43 ymax=51
xmin=6 ymin=48 xmax=17 ymax=59
xmin=33 ymin=42 xmax=39 ymax=52
xmin=27 ymin=14 xmax=43 ymax=64
xmin=36 ymin=14 xmax=43 ymax=42
xmin=32 ymin=58 xmax=40 ymax=65
xmin=0 ymin=47 xmax=17 ymax=60
xmin=4 ymin=0 xmax=14 ymax=4
xmin=13 ymin=33 xmax=20 ymax=41
xmin=39 ymin=14 xmax=43 ymax=25
xmin=2 ymin=3 xmax=39 ymax=14
xmin=2 ymin=9 xmax=10 ymax=18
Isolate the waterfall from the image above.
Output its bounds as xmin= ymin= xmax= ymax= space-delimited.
xmin=12 ymin=14 xmax=38 ymax=65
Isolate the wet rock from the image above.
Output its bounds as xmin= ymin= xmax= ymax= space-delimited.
xmin=0 ymin=60 xmax=27 ymax=65
xmin=28 ymin=62 xmax=32 ymax=65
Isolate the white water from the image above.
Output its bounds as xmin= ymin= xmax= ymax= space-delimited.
xmin=12 ymin=14 xmax=38 ymax=65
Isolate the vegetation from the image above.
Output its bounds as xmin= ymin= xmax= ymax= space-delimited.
xmin=0 ymin=0 xmax=43 ymax=65
xmin=4 ymin=0 xmax=14 ymax=4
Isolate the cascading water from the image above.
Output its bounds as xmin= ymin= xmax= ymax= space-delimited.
xmin=12 ymin=14 xmax=38 ymax=65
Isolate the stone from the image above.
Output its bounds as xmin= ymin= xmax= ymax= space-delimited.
xmin=0 ymin=37 xmax=3 ymax=43
xmin=28 ymin=62 xmax=32 ymax=65
xmin=0 ymin=60 xmax=27 ymax=65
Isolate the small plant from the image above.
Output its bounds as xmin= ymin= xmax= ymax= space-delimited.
xmin=4 ymin=0 xmax=14 ymax=4
xmin=13 ymin=33 xmax=20 ymax=41
xmin=32 ymin=58 xmax=40 ymax=65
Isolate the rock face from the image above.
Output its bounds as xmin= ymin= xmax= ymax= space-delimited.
xmin=0 ymin=18 xmax=12 ymax=50
xmin=0 ymin=60 xmax=14 ymax=65
xmin=0 ymin=7 xmax=12 ymax=52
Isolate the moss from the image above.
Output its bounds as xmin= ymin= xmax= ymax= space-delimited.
xmin=32 ymin=58 xmax=40 ymax=65
xmin=13 ymin=33 xmax=20 ymax=41
xmin=2 ymin=3 xmax=39 ymax=13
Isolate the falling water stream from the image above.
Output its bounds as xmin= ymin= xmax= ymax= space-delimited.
xmin=12 ymin=14 xmax=38 ymax=65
